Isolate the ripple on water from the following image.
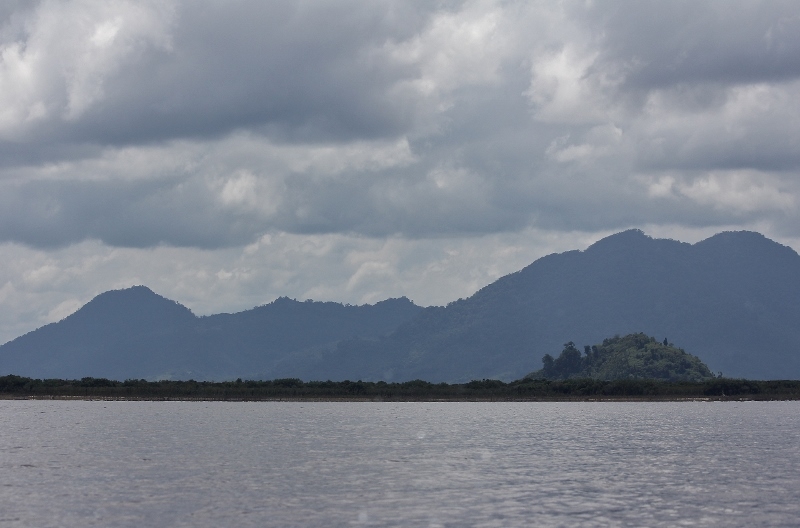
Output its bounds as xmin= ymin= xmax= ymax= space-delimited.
xmin=0 ymin=401 xmax=798 ymax=527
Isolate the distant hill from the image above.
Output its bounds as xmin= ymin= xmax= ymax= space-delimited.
xmin=0 ymin=287 xmax=422 ymax=381
xmin=304 ymin=230 xmax=800 ymax=382
xmin=311 ymin=230 xmax=800 ymax=382
xmin=526 ymin=333 xmax=715 ymax=382
xmin=1 ymin=229 xmax=799 ymax=382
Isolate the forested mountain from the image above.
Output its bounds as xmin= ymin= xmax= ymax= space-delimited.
xmin=311 ymin=230 xmax=800 ymax=382
xmin=0 ymin=287 xmax=422 ymax=381
xmin=1 ymin=230 xmax=799 ymax=382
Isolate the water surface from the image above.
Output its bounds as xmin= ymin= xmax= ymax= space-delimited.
xmin=1 ymin=401 xmax=798 ymax=526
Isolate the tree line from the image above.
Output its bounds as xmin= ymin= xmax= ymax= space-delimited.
xmin=1 ymin=374 xmax=799 ymax=401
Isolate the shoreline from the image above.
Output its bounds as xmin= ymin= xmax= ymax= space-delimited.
xmin=3 ymin=395 xmax=797 ymax=402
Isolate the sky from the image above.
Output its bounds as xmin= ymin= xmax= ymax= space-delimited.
xmin=1 ymin=0 xmax=800 ymax=344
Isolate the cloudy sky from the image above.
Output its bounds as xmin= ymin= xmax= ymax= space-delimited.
xmin=1 ymin=0 xmax=799 ymax=344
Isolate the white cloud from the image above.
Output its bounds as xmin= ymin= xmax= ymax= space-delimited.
xmin=675 ymin=171 xmax=795 ymax=213
xmin=388 ymin=1 xmax=513 ymax=95
xmin=528 ymin=46 xmax=609 ymax=124
xmin=546 ymin=124 xmax=624 ymax=164
xmin=0 ymin=0 xmax=174 ymax=135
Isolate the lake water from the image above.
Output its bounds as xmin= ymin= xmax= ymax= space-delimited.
xmin=1 ymin=401 xmax=798 ymax=527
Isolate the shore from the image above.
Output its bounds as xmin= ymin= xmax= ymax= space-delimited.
xmin=2 ymin=396 xmax=796 ymax=402
xmin=3 ymin=375 xmax=800 ymax=402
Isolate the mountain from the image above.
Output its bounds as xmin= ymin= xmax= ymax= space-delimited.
xmin=1 ymin=229 xmax=799 ymax=382
xmin=314 ymin=230 xmax=800 ymax=381
xmin=0 ymin=286 xmax=422 ymax=381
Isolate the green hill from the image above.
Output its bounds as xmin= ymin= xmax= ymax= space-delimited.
xmin=527 ymin=333 xmax=716 ymax=382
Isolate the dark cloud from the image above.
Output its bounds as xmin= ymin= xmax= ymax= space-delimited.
xmin=589 ymin=1 xmax=800 ymax=90
xmin=0 ymin=177 xmax=251 ymax=248
xmin=17 ymin=1 xmax=436 ymax=148
xmin=1 ymin=0 xmax=799 ymax=249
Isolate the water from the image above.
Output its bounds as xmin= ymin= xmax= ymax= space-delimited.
xmin=1 ymin=401 xmax=798 ymax=527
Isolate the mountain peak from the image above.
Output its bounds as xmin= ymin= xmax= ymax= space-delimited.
xmin=592 ymin=228 xmax=648 ymax=244
xmin=67 ymin=285 xmax=195 ymax=325
xmin=584 ymin=229 xmax=652 ymax=254
xmin=697 ymin=230 xmax=794 ymax=253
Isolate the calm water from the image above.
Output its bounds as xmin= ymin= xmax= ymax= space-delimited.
xmin=1 ymin=401 xmax=798 ymax=527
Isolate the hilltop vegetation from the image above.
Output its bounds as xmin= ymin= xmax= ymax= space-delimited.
xmin=528 ymin=333 xmax=716 ymax=382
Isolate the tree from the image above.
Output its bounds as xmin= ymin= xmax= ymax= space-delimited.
xmin=542 ymin=353 xmax=555 ymax=374
xmin=553 ymin=342 xmax=583 ymax=378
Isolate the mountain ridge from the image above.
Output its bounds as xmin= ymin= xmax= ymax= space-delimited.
xmin=0 ymin=288 xmax=423 ymax=381
xmin=315 ymin=229 xmax=800 ymax=381
xmin=1 ymin=229 xmax=799 ymax=381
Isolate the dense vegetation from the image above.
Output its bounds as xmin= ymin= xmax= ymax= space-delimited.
xmin=528 ymin=333 xmax=716 ymax=381
xmin=2 ymin=374 xmax=799 ymax=401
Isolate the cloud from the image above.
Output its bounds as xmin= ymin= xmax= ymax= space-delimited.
xmin=633 ymin=81 xmax=800 ymax=172
xmin=0 ymin=0 xmax=175 ymax=137
xmin=1 ymin=0 xmax=800 ymax=343
xmin=595 ymin=1 xmax=800 ymax=89
xmin=1 ymin=1 xmax=797 ymax=245
xmin=1 ymin=0 xmax=442 ymax=148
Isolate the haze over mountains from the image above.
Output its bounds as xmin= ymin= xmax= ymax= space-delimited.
xmin=1 ymin=230 xmax=799 ymax=382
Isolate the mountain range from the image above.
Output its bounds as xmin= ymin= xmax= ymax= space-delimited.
xmin=1 ymin=229 xmax=799 ymax=381
xmin=0 ymin=289 xmax=422 ymax=381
